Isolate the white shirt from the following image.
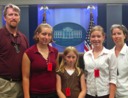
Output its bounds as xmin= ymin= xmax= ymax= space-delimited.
xmin=83 ymin=47 xmax=117 ymax=97
xmin=66 ymin=69 xmax=75 ymax=75
xmin=111 ymin=44 xmax=128 ymax=98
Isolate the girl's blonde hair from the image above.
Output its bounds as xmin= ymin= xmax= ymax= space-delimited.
xmin=90 ymin=25 xmax=105 ymax=36
xmin=57 ymin=46 xmax=81 ymax=76
xmin=33 ymin=23 xmax=53 ymax=43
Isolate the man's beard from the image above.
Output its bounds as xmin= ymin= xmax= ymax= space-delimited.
xmin=9 ymin=21 xmax=18 ymax=29
xmin=10 ymin=24 xmax=17 ymax=29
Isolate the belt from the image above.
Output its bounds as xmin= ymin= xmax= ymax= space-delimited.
xmin=0 ymin=76 xmax=21 ymax=82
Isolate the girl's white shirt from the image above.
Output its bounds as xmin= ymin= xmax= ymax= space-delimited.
xmin=111 ymin=43 xmax=128 ymax=98
xmin=66 ymin=69 xmax=75 ymax=75
xmin=83 ymin=47 xmax=117 ymax=97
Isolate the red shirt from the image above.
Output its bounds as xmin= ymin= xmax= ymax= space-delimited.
xmin=0 ymin=27 xmax=29 ymax=79
xmin=25 ymin=44 xmax=58 ymax=94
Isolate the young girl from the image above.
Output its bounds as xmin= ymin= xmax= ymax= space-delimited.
xmin=56 ymin=46 xmax=86 ymax=98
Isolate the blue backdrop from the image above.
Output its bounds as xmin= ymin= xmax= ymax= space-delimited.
xmin=38 ymin=6 xmax=98 ymax=52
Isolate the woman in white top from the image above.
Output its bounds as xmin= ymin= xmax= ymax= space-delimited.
xmin=110 ymin=24 xmax=128 ymax=98
xmin=83 ymin=25 xmax=117 ymax=98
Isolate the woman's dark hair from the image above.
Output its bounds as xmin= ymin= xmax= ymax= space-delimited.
xmin=110 ymin=24 xmax=128 ymax=42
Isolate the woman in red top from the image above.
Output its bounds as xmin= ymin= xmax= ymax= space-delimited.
xmin=22 ymin=23 xmax=58 ymax=98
